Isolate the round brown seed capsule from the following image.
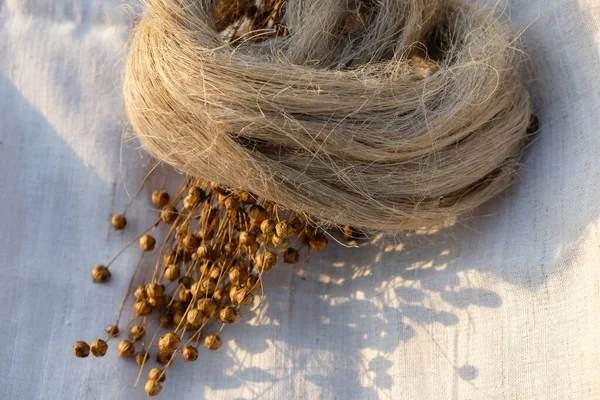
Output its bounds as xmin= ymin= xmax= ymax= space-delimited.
xmin=229 ymin=285 xmax=241 ymax=303
xmin=148 ymin=368 xmax=166 ymax=383
xmin=147 ymin=295 xmax=161 ymax=308
xmin=283 ymin=248 xmax=300 ymax=264
xmin=248 ymin=204 xmax=267 ymax=224
xmin=111 ymin=214 xmax=127 ymax=230
xmin=204 ymin=334 xmax=222 ymax=350
xmin=129 ymin=325 xmax=145 ymax=341
xmin=149 ymin=294 xmax=169 ymax=310
xmin=182 ymin=233 xmax=199 ymax=249
xmin=145 ymin=380 xmax=163 ymax=397
xmin=209 ymin=266 xmax=222 ymax=280
xmin=135 ymin=350 xmax=150 ymax=366
xmin=244 ymin=241 xmax=260 ymax=254
xmin=229 ymin=267 xmax=248 ymax=286
xmin=92 ymin=264 xmax=110 ymax=283
xmin=163 ymin=249 xmax=178 ymax=265
xmin=275 ymin=221 xmax=293 ymax=239
xmin=219 ymin=306 xmax=241 ymax=324
xmin=134 ymin=285 xmax=148 ymax=300
xmin=239 ymin=191 xmax=256 ymax=204
xmin=260 ymin=219 xmax=276 ymax=235
xmin=182 ymin=346 xmax=198 ymax=362
xmin=178 ymin=224 xmax=191 ymax=239
xmin=183 ymin=198 xmax=199 ymax=212
xmin=158 ymin=333 xmax=180 ymax=352
xmin=309 ymin=233 xmax=328 ymax=251
xmin=156 ymin=350 xmax=174 ymax=365
xmin=246 ymin=275 xmax=259 ymax=291
xmin=239 ymin=231 xmax=255 ymax=246
xmin=73 ymin=341 xmax=90 ymax=358
xmin=201 ymin=278 xmax=217 ymax=295
xmin=290 ymin=215 xmax=305 ymax=234
xmin=189 ymin=281 xmax=203 ymax=297
xmin=262 ymin=200 xmax=275 ymax=212
xmin=256 ymin=251 xmax=277 ymax=271
xmin=172 ymin=312 xmax=185 ymax=328
xmin=178 ymin=288 xmax=192 ymax=303
xmin=235 ymin=288 xmax=254 ymax=306
xmin=223 ymin=195 xmax=239 ymax=210
xmin=181 ymin=224 xmax=194 ymax=239
xmin=198 ymin=258 xmax=210 ymax=272
xmin=146 ymin=283 xmax=164 ymax=299
xmin=210 ymin=182 xmax=226 ymax=194
xmin=186 ymin=309 xmax=203 ymax=327
xmin=151 ymin=190 xmax=170 ymax=208
xmin=197 ymin=298 xmax=217 ymax=318
xmin=189 ymin=186 xmax=206 ymax=202
xmin=212 ymin=288 xmax=228 ymax=305
xmin=139 ymin=235 xmax=156 ymax=251
xmin=105 ymin=325 xmax=119 ymax=338
xmin=134 ymin=300 xmax=153 ymax=317
xmin=90 ymin=339 xmax=108 ymax=357
xmin=223 ymin=241 xmax=238 ymax=254
xmin=164 ymin=264 xmax=180 ymax=281
xmin=198 ymin=262 xmax=210 ymax=276
xmin=117 ymin=340 xmax=135 ymax=357
xmin=196 ymin=244 xmax=213 ymax=261
xmin=160 ymin=205 xmax=178 ymax=224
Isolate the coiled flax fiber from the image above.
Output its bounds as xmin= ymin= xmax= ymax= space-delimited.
xmin=124 ymin=0 xmax=531 ymax=231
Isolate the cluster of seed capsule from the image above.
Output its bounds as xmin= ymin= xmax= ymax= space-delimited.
xmin=73 ymin=178 xmax=332 ymax=396
xmin=216 ymin=0 xmax=288 ymax=41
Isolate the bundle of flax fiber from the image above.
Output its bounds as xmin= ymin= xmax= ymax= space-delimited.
xmin=124 ymin=0 xmax=533 ymax=232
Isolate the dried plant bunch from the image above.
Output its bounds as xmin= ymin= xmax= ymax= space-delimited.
xmin=124 ymin=0 xmax=532 ymax=231
xmin=74 ymin=175 xmax=334 ymax=396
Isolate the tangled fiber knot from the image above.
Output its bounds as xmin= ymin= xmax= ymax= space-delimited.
xmin=124 ymin=0 xmax=530 ymax=231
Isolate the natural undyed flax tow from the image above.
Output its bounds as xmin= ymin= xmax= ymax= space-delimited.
xmin=124 ymin=0 xmax=532 ymax=231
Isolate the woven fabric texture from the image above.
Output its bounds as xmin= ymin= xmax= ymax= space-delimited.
xmin=0 ymin=0 xmax=598 ymax=399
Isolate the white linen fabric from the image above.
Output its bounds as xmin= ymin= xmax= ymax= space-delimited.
xmin=0 ymin=0 xmax=599 ymax=399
